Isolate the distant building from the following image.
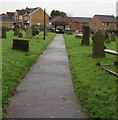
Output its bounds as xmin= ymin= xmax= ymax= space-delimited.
xmin=51 ymin=16 xmax=70 ymax=32
xmin=0 ymin=12 xmax=15 ymax=28
xmin=0 ymin=16 xmax=14 ymax=28
xmin=51 ymin=16 xmax=70 ymax=25
xmin=0 ymin=7 xmax=49 ymax=28
xmin=69 ymin=17 xmax=91 ymax=31
xmin=89 ymin=15 xmax=116 ymax=31
xmin=6 ymin=12 xmax=15 ymax=21
xmin=15 ymin=7 xmax=49 ymax=28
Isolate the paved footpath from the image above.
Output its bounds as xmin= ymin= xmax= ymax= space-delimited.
xmin=7 ymin=34 xmax=87 ymax=118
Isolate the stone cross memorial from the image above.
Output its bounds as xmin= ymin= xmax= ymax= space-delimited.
xmin=26 ymin=27 xmax=32 ymax=38
xmin=92 ymin=29 xmax=105 ymax=58
xmin=81 ymin=26 xmax=90 ymax=45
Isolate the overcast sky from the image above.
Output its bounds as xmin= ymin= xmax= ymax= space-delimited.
xmin=0 ymin=0 xmax=118 ymax=17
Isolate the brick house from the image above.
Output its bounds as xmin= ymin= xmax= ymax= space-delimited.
xmin=0 ymin=12 xmax=15 ymax=28
xmin=6 ymin=12 xmax=15 ymax=21
xmin=69 ymin=17 xmax=91 ymax=31
xmin=89 ymin=15 xmax=116 ymax=31
xmin=0 ymin=16 xmax=14 ymax=28
xmin=15 ymin=7 xmax=49 ymax=28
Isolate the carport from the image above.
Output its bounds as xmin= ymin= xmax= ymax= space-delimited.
xmin=51 ymin=16 xmax=70 ymax=33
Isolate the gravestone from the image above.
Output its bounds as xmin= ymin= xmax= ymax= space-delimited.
xmin=92 ymin=29 xmax=105 ymax=58
xmin=14 ymin=25 xmax=19 ymax=36
xmin=32 ymin=30 xmax=36 ymax=36
xmin=105 ymin=33 xmax=111 ymax=43
xmin=12 ymin=39 xmax=29 ymax=51
xmin=26 ymin=27 xmax=32 ymax=38
xmin=81 ymin=26 xmax=90 ymax=45
xmin=111 ymin=32 xmax=116 ymax=42
xmin=101 ymin=29 xmax=106 ymax=34
xmin=19 ymin=33 xmax=23 ymax=38
xmin=32 ymin=26 xmax=36 ymax=36
xmin=36 ymin=30 xmax=39 ymax=35
xmin=114 ymin=61 xmax=118 ymax=65
xmin=75 ymin=34 xmax=83 ymax=38
xmin=67 ymin=30 xmax=73 ymax=35
xmin=2 ymin=26 xmax=7 ymax=38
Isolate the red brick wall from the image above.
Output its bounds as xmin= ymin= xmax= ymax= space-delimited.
xmin=69 ymin=21 xmax=89 ymax=31
xmin=89 ymin=16 xmax=116 ymax=31
xmin=89 ymin=16 xmax=102 ymax=31
xmin=30 ymin=8 xmax=49 ymax=26
xmin=1 ymin=22 xmax=13 ymax=28
xmin=69 ymin=21 xmax=80 ymax=30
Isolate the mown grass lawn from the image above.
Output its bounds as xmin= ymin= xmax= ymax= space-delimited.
xmin=2 ymin=30 xmax=55 ymax=118
xmin=64 ymin=34 xmax=117 ymax=119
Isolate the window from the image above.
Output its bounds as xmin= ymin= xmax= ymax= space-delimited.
xmin=25 ymin=16 xmax=28 ymax=20
xmin=107 ymin=23 xmax=109 ymax=26
xmin=19 ymin=16 xmax=23 ymax=20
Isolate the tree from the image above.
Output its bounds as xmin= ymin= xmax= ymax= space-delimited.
xmin=50 ymin=10 xmax=67 ymax=19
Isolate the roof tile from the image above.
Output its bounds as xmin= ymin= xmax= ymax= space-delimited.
xmin=69 ymin=17 xmax=91 ymax=23
xmin=95 ymin=15 xmax=116 ymax=23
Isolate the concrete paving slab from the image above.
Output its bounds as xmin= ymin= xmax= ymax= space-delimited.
xmin=6 ymin=34 xmax=87 ymax=118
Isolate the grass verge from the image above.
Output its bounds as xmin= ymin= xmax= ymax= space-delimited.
xmin=2 ymin=30 xmax=55 ymax=118
xmin=64 ymin=34 xmax=117 ymax=119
